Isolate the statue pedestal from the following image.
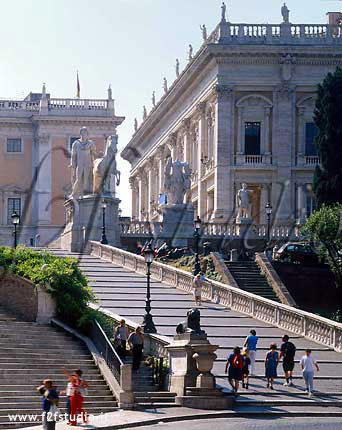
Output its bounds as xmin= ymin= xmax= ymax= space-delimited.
xmin=166 ymin=332 xmax=232 ymax=410
xmin=60 ymin=195 xmax=121 ymax=252
xmin=161 ymin=204 xmax=194 ymax=247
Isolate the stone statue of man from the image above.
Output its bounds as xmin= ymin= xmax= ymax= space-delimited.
xmin=70 ymin=126 xmax=96 ymax=198
xmin=281 ymin=2 xmax=290 ymax=24
xmin=200 ymin=24 xmax=207 ymax=42
xmin=236 ymin=183 xmax=253 ymax=221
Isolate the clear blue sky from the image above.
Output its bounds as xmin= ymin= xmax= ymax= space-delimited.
xmin=0 ymin=0 xmax=339 ymax=214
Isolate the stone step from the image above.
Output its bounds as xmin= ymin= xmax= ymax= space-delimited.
xmin=0 ymin=389 xmax=111 ymax=397
xmin=134 ymin=396 xmax=176 ymax=403
xmin=0 ymin=400 xmax=117 ymax=410
xmin=0 ymin=395 xmax=114 ymax=403
xmin=0 ymin=383 xmax=108 ymax=391
xmin=0 ymin=351 xmax=91 ymax=359
xmin=0 ymin=377 xmax=106 ymax=385
xmin=0 ymin=369 xmax=100 ymax=376
xmin=136 ymin=402 xmax=178 ymax=408
xmin=0 ymin=344 xmax=87 ymax=351
xmin=0 ymin=358 xmax=94 ymax=365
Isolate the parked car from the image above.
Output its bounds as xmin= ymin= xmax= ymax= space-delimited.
xmin=273 ymin=242 xmax=320 ymax=265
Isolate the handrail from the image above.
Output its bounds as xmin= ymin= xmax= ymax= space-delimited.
xmin=89 ymin=241 xmax=342 ymax=352
xmin=90 ymin=318 xmax=123 ymax=385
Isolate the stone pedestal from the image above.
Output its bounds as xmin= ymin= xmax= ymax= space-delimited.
xmin=161 ymin=204 xmax=194 ymax=247
xmin=60 ymin=195 xmax=121 ymax=252
xmin=166 ymin=332 xmax=232 ymax=410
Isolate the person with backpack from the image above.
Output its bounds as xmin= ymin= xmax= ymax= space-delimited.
xmin=265 ymin=343 xmax=279 ymax=389
xmin=244 ymin=329 xmax=258 ymax=375
xmin=279 ymin=334 xmax=296 ymax=386
xmin=225 ymin=346 xmax=244 ymax=394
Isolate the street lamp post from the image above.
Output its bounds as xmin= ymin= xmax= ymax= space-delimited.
xmin=142 ymin=243 xmax=157 ymax=334
xmin=11 ymin=211 xmax=20 ymax=249
xmin=193 ymin=216 xmax=202 ymax=276
xmin=265 ymin=202 xmax=273 ymax=245
xmin=100 ymin=200 xmax=108 ymax=245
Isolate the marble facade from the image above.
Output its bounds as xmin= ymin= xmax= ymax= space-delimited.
xmin=122 ymin=12 xmax=342 ymax=227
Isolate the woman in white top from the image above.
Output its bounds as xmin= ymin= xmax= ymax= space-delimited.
xmin=300 ymin=348 xmax=320 ymax=396
xmin=115 ymin=319 xmax=129 ymax=358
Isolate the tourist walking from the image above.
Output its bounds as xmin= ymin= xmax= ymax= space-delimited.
xmin=192 ymin=273 xmax=202 ymax=306
xmin=242 ymin=348 xmax=251 ymax=389
xmin=300 ymin=348 xmax=320 ymax=396
xmin=115 ymin=319 xmax=130 ymax=358
xmin=63 ymin=368 xmax=89 ymax=426
xmin=244 ymin=329 xmax=258 ymax=375
xmin=36 ymin=379 xmax=59 ymax=430
xmin=265 ymin=343 xmax=279 ymax=389
xmin=225 ymin=346 xmax=244 ymax=394
xmin=279 ymin=334 xmax=296 ymax=386
xmin=128 ymin=326 xmax=144 ymax=371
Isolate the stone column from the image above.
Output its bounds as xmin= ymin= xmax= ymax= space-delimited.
xmin=197 ymin=102 xmax=207 ymax=220
xmin=182 ymin=119 xmax=191 ymax=164
xmin=156 ymin=145 xmax=165 ymax=195
xmin=141 ymin=171 xmax=148 ymax=220
xmin=136 ymin=172 xmax=143 ymax=221
xmin=297 ymin=183 xmax=307 ymax=224
xmin=129 ymin=177 xmax=138 ymax=219
xmin=264 ymin=107 xmax=271 ymax=154
xmin=259 ymin=184 xmax=269 ymax=225
xmin=272 ymin=86 xmax=295 ymax=223
xmin=297 ymin=107 xmax=305 ymax=165
xmin=146 ymin=159 xmax=154 ymax=220
xmin=213 ymin=85 xmax=235 ymax=221
xmin=33 ymin=133 xmax=52 ymax=227
xmin=237 ymin=107 xmax=244 ymax=154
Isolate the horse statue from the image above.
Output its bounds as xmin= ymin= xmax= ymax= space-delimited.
xmin=93 ymin=133 xmax=121 ymax=195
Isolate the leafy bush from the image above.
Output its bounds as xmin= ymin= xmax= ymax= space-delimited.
xmin=165 ymin=255 xmax=223 ymax=282
xmin=0 ymin=246 xmax=96 ymax=331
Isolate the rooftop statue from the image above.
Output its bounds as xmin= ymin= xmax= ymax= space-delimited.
xmin=70 ymin=127 xmax=96 ymax=198
xmin=200 ymin=24 xmax=207 ymax=42
xmin=152 ymin=91 xmax=156 ymax=108
xmin=221 ymin=2 xmax=227 ymax=22
xmin=281 ymin=2 xmax=290 ymax=24
xmin=163 ymin=77 xmax=168 ymax=94
xmin=164 ymin=158 xmax=192 ymax=205
xmin=134 ymin=118 xmax=138 ymax=132
xmin=188 ymin=44 xmax=193 ymax=61
xmin=143 ymin=105 xmax=147 ymax=121
xmin=175 ymin=58 xmax=180 ymax=78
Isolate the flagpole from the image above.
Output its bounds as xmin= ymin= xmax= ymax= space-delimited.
xmin=76 ymin=70 xmax=80 ymax=99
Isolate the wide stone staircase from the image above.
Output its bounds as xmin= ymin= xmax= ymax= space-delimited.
xmin=0 ymin=306 xmax=118 ymax=429
xmin=43 ymin=249 xmax=342 ymax=415
xmin=225 ymin=261 xmax=280 ymax=302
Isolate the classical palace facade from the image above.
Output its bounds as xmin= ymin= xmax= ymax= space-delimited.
xmin=0 ymin=86 xmax=124 ymax=246
xmin=122 ymin=11 xmax=342 ymax=228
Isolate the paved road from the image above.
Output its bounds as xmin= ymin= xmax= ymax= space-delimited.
xmin=127 ymin=417 xmax=342 ymax=430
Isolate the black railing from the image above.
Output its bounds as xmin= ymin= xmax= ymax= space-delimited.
xmin=152 ymin=357 xmax=165 ymax=390
xmin=90 ymin=319 xmax=123 ymax=384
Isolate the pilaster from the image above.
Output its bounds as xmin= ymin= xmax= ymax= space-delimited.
xmin=212 ymin=84 xmax=234 ymax=221
xmin=197 ymin=102 xmax=207 ymax=220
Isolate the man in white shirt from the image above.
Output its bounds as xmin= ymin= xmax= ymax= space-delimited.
xmin=300 ymin=348 xmax=320 ymax=396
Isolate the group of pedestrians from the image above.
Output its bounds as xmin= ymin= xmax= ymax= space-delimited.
xmin=114 ymin=320 xmax=145 ymax=372
xmin=37 ymin=368 xmax=88 ymax=429
xmin=226 ymin=330 xmax=320 ymax=396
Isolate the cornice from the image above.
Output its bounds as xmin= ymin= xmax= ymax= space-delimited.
xmin=32 ymin=115 xmax=125 ymax=126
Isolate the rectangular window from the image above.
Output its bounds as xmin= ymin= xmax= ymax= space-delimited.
xmin=7 ymin=198 xmax=21 ymax=224
xmin=7 ymin=138 xmax=22 ymax=153
xmin=245 ymin=122 xmax=261 ymax=155
xmin=305 ymin=123 xmax=318 ymax=156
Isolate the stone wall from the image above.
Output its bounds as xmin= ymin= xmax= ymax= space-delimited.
xmin=0 ymin=272 xmax=38 ymax=321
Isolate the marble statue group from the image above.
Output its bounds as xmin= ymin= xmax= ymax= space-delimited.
xmin=70 ymin=126 xmax=120 ymax=198
xmin=164 ymin=158 xmax=191 ymax=205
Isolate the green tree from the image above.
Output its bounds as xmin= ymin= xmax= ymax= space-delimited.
xmin=313 ymin=67 xmax=342 ymax=206
xmin=301 ymin=204 xmax=342 ymax=288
